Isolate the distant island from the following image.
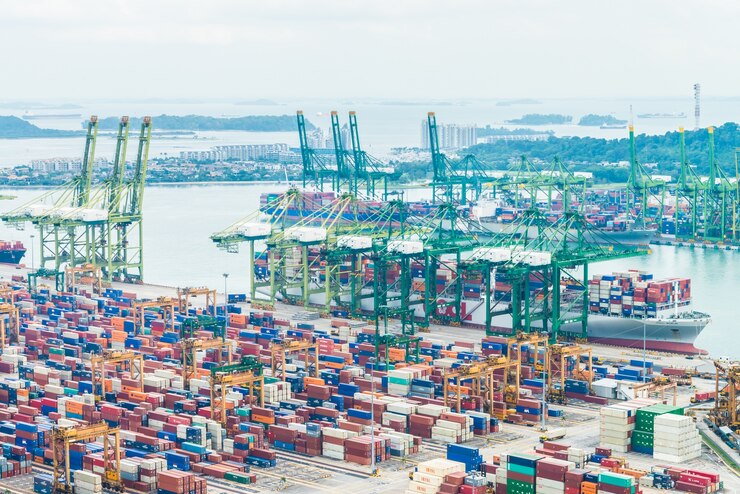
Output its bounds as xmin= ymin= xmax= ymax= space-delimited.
xmin=496 ymin=99 xmax=542 ymax=107
xmin=476 ymin=126 xmax=553 ymax=137
xmin=90 ymin=114 xmax=313 ymax=132
xmin=505 ymin=114 xmax=573 ymax=125
xmin=0 ymin=116 xmax=81 ymax=139
xmin=234 ymin=99 xmax=281 ymax=106
xmin=578 ymin=114 xmax=628 ymax=126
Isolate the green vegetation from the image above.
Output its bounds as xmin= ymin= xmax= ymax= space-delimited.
xmin=92 ymin=114 xmax=313 ymax=132
xmin=467 ymin=123 xmax=740 ymax=176
xmin=578 ymin=114 xmax=628 ymax=126
xmin=392 ymin=123 xmax=740 ymax=185
xmin=0 ymin=116 xmax=80 ymax=138
xmin=476 ymin=126 xmax=553 ymax=138
xmin=505 ymin=114 xmax=572 ymax=125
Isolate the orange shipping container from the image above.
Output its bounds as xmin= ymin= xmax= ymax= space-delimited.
xmin=303 ymin=377 xmax=325 ymax=387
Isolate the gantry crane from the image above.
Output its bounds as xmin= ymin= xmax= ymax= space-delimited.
xmin=373 ymin=332 xmax=421 ymax=368
xmin=631 ymin=378 xmax=678 ymax=405
xmin=181 ymin=338 xmax=234 ymax=388
xmin=711 ymin=360 xmax=740 ymax=430
xmin=0 ymin=283 xmax=17 ymax=304
xmin=177 ymin=286 xmax=217 ymax=317
xmin=545 ymin=343 xmax=593 ymax=404
xmin=0 ymin=303 xmax=20 ymax=349
xmin=506 ymin=331 xmax=550 ymax=367
xmin=101 ymin=116 xmax=152 ymax=282
xmin=626 ymin=125 xmax=666 ymax=230
xmin=674 ymin=127 xmax=705 ymax=240
xmin=2 ymin=116 xmax=99 ymax=271
xmin=28 ymin=268 xmax=65 ymax=293
xmin=90 ymin=350 xmax=144 ymax=401
xmin=65 ymin=263 xmax=103 ymax=295
xmin=297 ymin=111 xmax=338 ymax=192
xmin=51 ymin=422 xmax=122 ymax=493
xmin=210 ymin=357 xmax=264 ymax=427
xmin=347 ymin=111 xmax=393 ymax=199
xmin=442 ymin=355 xmax=520 ymax=415
xmin=132 ymin=297 xmax=176 ymax=335
xmin=701 ymin=127 xmax=737 ymax=242
xmin=270 ymin=339 xmax=319 ymax=380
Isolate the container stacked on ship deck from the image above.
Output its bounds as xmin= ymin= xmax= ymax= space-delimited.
xmin=588 ymin=271 xmax=691 ymax=317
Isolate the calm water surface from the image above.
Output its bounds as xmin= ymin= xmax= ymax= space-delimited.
xmin=0 ymin=184 xmax=734 ymax=357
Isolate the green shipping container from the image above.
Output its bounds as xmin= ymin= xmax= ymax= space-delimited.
xmin=598 ymin=472 xmax=635 ymax=488
xmin=507 ymin=462 xmax=535 ymax=476
xmin=635 ymin=404 xmax=684 ymax=432
xmin=631 ymin=430 xmax=654 ymax=446
xmin=388 ymin=377 xmax=410 ymax=385
xmin=506 ymin=478 xmax=535 ymax=494
xmin=224 ymin=472 xmax=252 ymax=484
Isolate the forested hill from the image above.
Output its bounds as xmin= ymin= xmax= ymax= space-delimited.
xmin=0 ymin=116 xmax=80 ymax=138
xmin=91 ymin=114 xmax=314 ymax=132
xmin=466 ymin=123 xmax=740 ymax=177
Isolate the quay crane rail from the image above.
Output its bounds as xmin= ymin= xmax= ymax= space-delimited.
xmin=51 ymin=422 xmax=122 ymax=493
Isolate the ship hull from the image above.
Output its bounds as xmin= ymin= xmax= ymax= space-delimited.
xmin=560 ymin=314 xmax=709 ymax=355
xmin=0 ymin=249 xmax=26 ymax=264
xmin=272 ymin=283 xmax=710 ymax=355
xmin=478 ymin=220 xmax=656 ymax=245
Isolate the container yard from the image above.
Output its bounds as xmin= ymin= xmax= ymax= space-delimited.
xmin=0 ymin=261 xmax=732 ymax=494
xmin=0 ymin=106 xmax=735 ymax=494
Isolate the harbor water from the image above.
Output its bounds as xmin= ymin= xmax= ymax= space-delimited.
xmin=0 ymin=183 xmax=735 ymax=358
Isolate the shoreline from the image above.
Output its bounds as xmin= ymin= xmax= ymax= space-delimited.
xmin=0 ymin=180 xmax=430 ymax=190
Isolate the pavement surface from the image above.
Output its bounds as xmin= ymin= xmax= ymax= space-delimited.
xmin=0 ymin=263 xmax=737 ymax=493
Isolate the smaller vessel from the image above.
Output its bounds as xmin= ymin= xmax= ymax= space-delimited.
xmin=0 ymin=241 xmax=26 ymax=264
xmin=637 ymin=112 xmax=687 ymax=119
xmin=600 ymin=123 xmax=627 ymax=130
xmin=22 ymin=112 xmax=82 ymax=120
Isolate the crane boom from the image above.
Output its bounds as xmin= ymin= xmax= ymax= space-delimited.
xmin=108 ymin=116 xmax=130 ymax=212
xmin=129 ymin=116 xmax=152 ymax=216
xmin=75 ymin=116 xmax=99 ymax=207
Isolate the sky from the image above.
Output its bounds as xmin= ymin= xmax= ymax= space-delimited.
xmin=0 ymin=0 xmax=737 ymax=101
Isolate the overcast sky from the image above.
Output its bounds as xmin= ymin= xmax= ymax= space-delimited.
xmin=0 ymin=0 xmax=736 ymax=101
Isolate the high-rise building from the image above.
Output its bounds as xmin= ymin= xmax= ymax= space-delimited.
xmin=420 ymin=120 xmax=477 ymax=150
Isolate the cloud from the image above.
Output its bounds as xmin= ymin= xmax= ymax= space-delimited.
xmin=0 ymin=0 xmax=738 ymax=100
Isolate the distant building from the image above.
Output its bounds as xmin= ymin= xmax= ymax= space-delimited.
xmin=179 ymin=144 xmax=299 ymax=163
xmin=420 ymin=121 xmax=477 ymax=150
xmin=481 ymin=134 xmax=550 ymax=143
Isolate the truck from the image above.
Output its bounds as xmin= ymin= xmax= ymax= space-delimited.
xmin=539 ymin=427 xmax=567 ymax=442
xmin=691 ymin=391 xmax=717 ymax=403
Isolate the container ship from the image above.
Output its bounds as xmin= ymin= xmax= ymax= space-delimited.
xmin=471 ymin=197 xmax=657 ymax=245
xmin=0 ymin=241 xmax=26 ymax=264
xmin=561 ymin=271 xmax=710 ymax=355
